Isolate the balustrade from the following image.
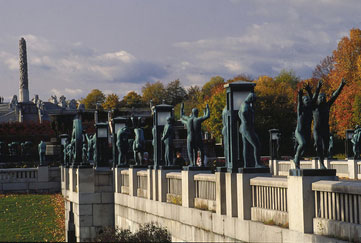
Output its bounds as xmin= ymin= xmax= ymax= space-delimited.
xmin=166 ymin=172 xmax=182 ymax=205
xmin=136 ymin=170 xmax=148 ymax=198
xmin=194 ymin=173 xmax=216 ymax=212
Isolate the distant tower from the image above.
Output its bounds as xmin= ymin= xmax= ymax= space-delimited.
xmin=19 ymin=37 xmax=29 ymax=102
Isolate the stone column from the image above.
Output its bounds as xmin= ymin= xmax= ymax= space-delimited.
xmin=37 ymin=166 xmax=49 ymax=182
xmin=311 ymin=159 xmax=318 ymax=169
xmin=182 ymin=170 xmax=198 ymax=208
xmin=237 ymin=168 xmax=271 ymax=220
xmin=288 ymin=169 xmax=337 ymax=233
xmin=215 ymin=171 xmax=226 ymax=215
xmin=152 ymin=169 xmax=158 ymax=201
xmin=147 ymin=168 xmax=153 ymax=200
xmin=129 ymin=167 xmax=140 ymax=197
xmin=347 ymin=159 xmax=357 ymax=179
xmin=225 ymin=172 xmax=237 ymax=217
xmin=19 ymin=37 xmax=29 ymax=102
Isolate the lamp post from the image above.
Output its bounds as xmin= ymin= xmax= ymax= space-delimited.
xmin=345 ymin=129 xmax=354 ymax=159
xmin=152 ymin=104 xmax=173 ymax=168
xmin=224 ymin=81 xmax=256 ymax=172
xmin=112 ymin=117 xmax=128 ymax=167
xmin=95 ymin=122 xmax=109 ymax=167
xmin=59 ymin=134 xmax=69 ymax=165
xmin=269 ymin=129 xmax=281 ymax=160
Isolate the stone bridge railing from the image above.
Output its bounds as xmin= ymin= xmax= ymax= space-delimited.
xmin=270 ymin=159 xmax=361 ymax=179
xmin=62 ymin=165 xmax=361 ymax=242
xmin=1 ymin=166 xmax=60 ymax=193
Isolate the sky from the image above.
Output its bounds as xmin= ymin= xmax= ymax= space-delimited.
xmin=0 ymin=0 xmax=360 ymax=102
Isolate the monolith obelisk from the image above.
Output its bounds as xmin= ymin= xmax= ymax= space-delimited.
xmin=19 ymin=37 xmax=29 ymax=102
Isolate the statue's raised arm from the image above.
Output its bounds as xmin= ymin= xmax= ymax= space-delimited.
xmin=312 ymin=80 xmax=323 ymax=104
xmin=199 ymin=104 xmax=210 ymax=122
xmin=180 ymin=103 xmax=188 ymax=123
xmin=328 ymin=78 xmax=346 ymax=106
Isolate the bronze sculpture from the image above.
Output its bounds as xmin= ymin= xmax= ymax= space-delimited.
xmin=180 ymin=103 xmax=210 ymax=166
xmin=238 ymin=93 xmax=264 ymax=168
xmin=161 ymin=116 xmax=175 ymax=166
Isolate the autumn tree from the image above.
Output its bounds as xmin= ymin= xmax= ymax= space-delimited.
xmin=323 ymin=28 xmax=361 ymax=136
xmin=141 ymin=81 xmax=166 ymax=105
xmin=81 ymin=89 xmax=106 ymax=109
xmin=102 ymin=93 xmax=120 ymax=110
xmin=201 ymin=76 xmax=225 ymax=99
xmin=121 ymin=91 xmax=145 ymax=108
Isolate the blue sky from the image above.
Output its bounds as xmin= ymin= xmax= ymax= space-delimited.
xmin=0 ymin=0 xmax=360 ymax=101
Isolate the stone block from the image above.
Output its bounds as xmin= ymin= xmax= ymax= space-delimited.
xmin=77 ymin=168 xmax=94 ymax=193
xmin=78 ymin=193 xmax=102 ymax=204
xmin=101 ymin=192 xmax=114 ymax=203
xmin=152 ymin=169 xmax=158 ymax=201
xmin=74 ymin=203 xmax=92 ymax=216
xmin=288 ymin=172 xmax=337 ymax=233
xmin=93 ymin=204 xmax=114 ymax=227
xmin=3 ymin=182 xmax=27 ymax=191
xmin=37 ymin=166 xmax=49 ymax=182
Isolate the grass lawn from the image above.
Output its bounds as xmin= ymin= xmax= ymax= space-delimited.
xmin=0 ymin=194 xmax=65 ymax=242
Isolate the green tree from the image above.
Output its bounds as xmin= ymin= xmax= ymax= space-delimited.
xmin=274 ymin=69 xmax=299 ymax=89
xmin=165 ymin=79 xmax=187 ymax=105
xmin=80 ymin=89 xmax=106 ymax=109
xmin=141 ymin=81 xmax=166 ymax=105
xmin=121 ymin=91 xmax=145 ymax=108
xmin=102 ymin=93 xmax=120 ymax=110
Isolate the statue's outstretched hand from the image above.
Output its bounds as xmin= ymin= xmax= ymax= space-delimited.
xmin=341 ymin=78 xmax=347 ymax=86
xmin=317 ymin=80 xmax=323 ymax=89
xmin=304 ymin=83 xmax=312 ymax=93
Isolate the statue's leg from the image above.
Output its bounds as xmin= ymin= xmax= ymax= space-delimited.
xmin=245 ymin=131 xmax=263 ymax=167
xmin=242 ymin=135 xmax=249 ymax=167
xmin=187 ymin=139 xmax=193 ymax=166
xmin=316 ymin=133 xmax=326 ymax=169
xmin=198 ymin=143 xmax=205 ymax=167
xmin=294 ymin=132 xmax=305 ymax=169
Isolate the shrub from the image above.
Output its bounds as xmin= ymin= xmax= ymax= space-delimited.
xmin=95 ymin=222 xmax=171 ymax=242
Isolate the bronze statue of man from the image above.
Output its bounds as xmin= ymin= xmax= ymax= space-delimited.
xmin=161 ymin=116 xmax=175 ymax=166
xmin=132 ymin=117 xmax=145 ymax=165
xmin=238 ymin=93 xmax=264 ymax=168
xmin=180 ymin=103 xmax=210 ymax=166
xmin=116 ymin=126 xmax=131 ymax=166
xmin=312 ymin=78 xmax=346 ymax=169
xmin=294 ymin=81 xmax=322 ymax=169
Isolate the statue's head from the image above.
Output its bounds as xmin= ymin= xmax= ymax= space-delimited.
xmin=245 ymin=93 xmax=256 ymax=103
xmin=302 ymin=96 xmax=311 ymax=106
xmin=192 ymin=108 xmax=199 ymax=117
xmin=318 ymin=93 xmax=326 ymax=104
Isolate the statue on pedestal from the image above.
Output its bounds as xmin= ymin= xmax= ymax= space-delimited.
xmin=161 ymin=116 xmax=175 ymax=166
xmin=312 ymin=79 xmax=346 ymax=169
xmin=132 ymin=117 xmax=145 ymax=165
xmin=180 ymin=103 xmax=210 ymax=166
xmin=294 ymin=81 xmax=322 ymax=169
xmin=38 ymin=141 xmax=46 ymax=166
xmin=85 ymin=134 xmax=96 ymax=161
xmin=238 ymin=93 xmax=264 ymax=168
xmin=116 ymin=126 xmax=131 ymax=166
xmin=352 ymin=126 xmax=361 ymax=159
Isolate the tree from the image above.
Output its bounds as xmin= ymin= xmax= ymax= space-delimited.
xmin=312 ymin=56 xmax=334 ymax=82
xmin=165 ymin=79 xmax=187 ymax=106
xmin=324 ymin=28 xmax=361 ymax=135
xmin=141 ymin=81 xmax=166 ymax=105
xmin=201 ymin=76 xmax=225 ymax=99
xmin=80 ymin=89 xmax=106 ymax=109
xmin=187 ymin=85 xmax=202 ymax=104
xmin=121 ymin=91 xmax=145 ymax=108
xmin=254 ymin=75 xmax=297 ymax=155
xmin=102 ymin=93 xmax=120 ymax=110
xmin=274 ymin=69 xmax=299 ymax=89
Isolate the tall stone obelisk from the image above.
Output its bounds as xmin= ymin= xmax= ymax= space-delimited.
xmin=19 ymin=37 xmax=29 ymax=102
